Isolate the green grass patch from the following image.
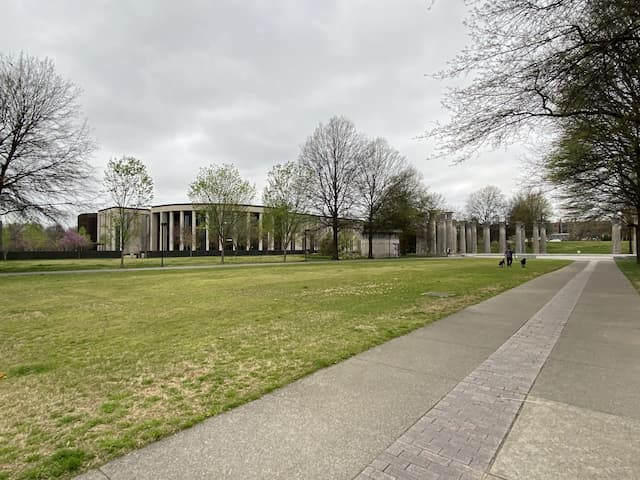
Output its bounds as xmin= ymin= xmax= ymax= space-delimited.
xmin=544 ymin=240 xmax=631 ymax=254
xmin=0 ymin=254 xmax=309 ymax=273
xmin=0 ymin=258 xmax=569 ymax=479
xmin=616 ymin=258 xmax=640 ymax=293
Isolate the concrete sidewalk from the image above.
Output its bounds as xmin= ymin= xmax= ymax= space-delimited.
xmin=76 ymin=260 xmax=640 ymax=480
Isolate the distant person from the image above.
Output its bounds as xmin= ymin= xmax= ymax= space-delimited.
xmin=505 ymin=246 xmax=514 ymax=267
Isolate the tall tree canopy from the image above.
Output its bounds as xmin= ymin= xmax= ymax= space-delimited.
xmin=299 ymin=116 xmax=362 ymax=260
xmin=354 ymin=137 xmax=406 ymax=258
xmin=188 ymin=163 xmax=255 ymax=264
xmin=434 ymin=0 xmax=640 ymax=261
xmin=104 ymin=156 xmax=154 ymax=267
xmin=263 ymin=161 xmax=310 ymax=262
xmin=465 ymin=185 xmax=507 ymax=224
xmin=0 ymin=52 xmax=94 ymax=220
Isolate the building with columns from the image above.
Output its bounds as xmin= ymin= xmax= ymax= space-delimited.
xmin=95 ymin=203 xmax=401 ymax=258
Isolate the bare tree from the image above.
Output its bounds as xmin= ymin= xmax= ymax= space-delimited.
xmin=299 ymin=116 xmax=362 ymax=260
xmin=431 ymin=1 xmax=640 ymax=161
xmin=188 ymin=163 xmax=255 ymax=264
xmin=465 ymin=185 xmax=507 ymax=224
xmin=0 ymin=52 xmax=95 ymax=220
xmin=355 ymin=138 xmax=406 ymax=258
xmin=104 ymin=156 xmax=154 ymax=267
xmin=263 ymin=161 xmax=310 ymax=262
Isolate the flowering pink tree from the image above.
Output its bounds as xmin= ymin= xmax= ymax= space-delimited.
xmin=59 ymin=228 xmax=90 ymax=256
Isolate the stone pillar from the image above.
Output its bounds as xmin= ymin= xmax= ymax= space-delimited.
xmin=258 ymin=212 xmax=263 ymax=251
xmin=483 ymin=223 xmax=491 ymax=253
xmin=450 ymin=220 xmax=457 ymax=254
xmin=458 ymin=222 xmax=466 ymax=254
xmin=470 ymin=222 xmax=478 ymax=253
xmin=205 ymin=214 xmax=210 ymax=251
xmin=191 ymin=210 xmax=197 ymax=251
xmin=437 ymin=218 xmax=446 ymax=255
xmin=179 ymin=210 xmax=185 ymax=251
xmin=540 ymin=224 xmax=547 ymax=253
xmin=445 ymin=213 xmax=454 ymax=254
xmin=246 ymin=212 xmax=251 ymax=251
xmin=466 ymin=223 xmax=473 ymax=254
xmin=168 ymin=211 xmax=174 ymax=251
xmin=532 ymin=222 xmax=540 ymax=254
xmin=612 ymin=217 xmax=622 ymax=254
xmin=515 ymin=222 xmax=524 ymax=254
xmin=150 ymin=212 xmax=157 ymax=251
xmin=429 ymin=218 xmax=437 ymax=255
xmin=499 ymin=222 xmax=506 ymax=253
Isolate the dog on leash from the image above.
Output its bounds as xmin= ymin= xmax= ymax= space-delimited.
xmin=498 ymin=258 xmax=505 ymax=268
xmin=520 ymin=257 xmax=527 ymax=268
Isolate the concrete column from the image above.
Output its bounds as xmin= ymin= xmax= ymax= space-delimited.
xmin=150 ymin=212 xmax=157 ymax=251
xmin=458 ymin=222 xmax=466 ymax=254
xmin=429 ymin=218 xmax=437 ymax=255
xmin=466 ymin=223 xmax=473 ymax=254
xmin=612 ymin=217 xmax=622 ymax=254
xmin=515 ymin=222 xmax=524 ymax=254
xmin=168 ymin=211 xmax=174 ymax=251
xmin=179 ymin=210 xmax=185 ymax=251
xmin=450 ymin=220 xmax=457 ymax=254
xmin=483 ymin=223 xmax=491 ymax=253
xmin=437 ymin=219 xmax=446 ymax=255
xmin=205 ymin=214 xmax=210 ymax=251
xmin=532 ymin=223 xmax=540 ymax=254
xmin=258 ymin=213 xmax=263 ymax=251
xmin=191 ymin=210 xmax=196 ymax=251
xmin=471 ymin=222 xmax=478 ymax=253
xmin=268 ymin=231 xmax=274 ymax=251
xmin=499 ymin=222 xmax=506 ymax=253
xmin=540 ymin=224 xmax=547 ymax=253
xmin=446 ymin=213 xmax=454 ymax=253
xmin=246 ymin=212 xmax=251 ymax=251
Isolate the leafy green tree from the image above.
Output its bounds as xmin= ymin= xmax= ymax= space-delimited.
xmin=104 ymin=156 xmax=154 ymax=267
xmin=377 ymin=167 xmax=444 ymax=255
xmin=263 ymin=161 xmax=310 ymax=262
xmin=507 ymin=191 xmax=553 ymax=238
xmin=188 ymin=164 xmax=255 ymax=264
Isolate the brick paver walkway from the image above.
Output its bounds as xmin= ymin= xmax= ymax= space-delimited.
xmin=355 ymin=262 xmax=595 ymax=480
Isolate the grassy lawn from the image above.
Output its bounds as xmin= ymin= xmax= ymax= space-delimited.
xmin=0 ymin=254 xmax=311 ymax=273
xmin=544 ymin=240 xmax=631 ymax=254
xmin=616 ymin=259 xmax=640 ymax=293
xmin=0 ymin=258 xmax=569 ymax=479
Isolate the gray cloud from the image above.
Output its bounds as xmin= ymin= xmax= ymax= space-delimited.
xmin=1 ymin=0 xmax=528 ymax=214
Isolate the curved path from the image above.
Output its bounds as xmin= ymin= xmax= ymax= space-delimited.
xmin=76 ymin=259 xmax=640 ymax=480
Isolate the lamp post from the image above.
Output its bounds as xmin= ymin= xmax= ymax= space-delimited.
xmin=160 ymin=220 xmax=167 ymax=267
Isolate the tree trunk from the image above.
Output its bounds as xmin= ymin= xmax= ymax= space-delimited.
xmin=368 ymin=216 xmax=374 ymax=259
xmin=332 ymin=216 xmax=339 ymax=261
xmin=119 ymin=231 xmax=124 ymax=268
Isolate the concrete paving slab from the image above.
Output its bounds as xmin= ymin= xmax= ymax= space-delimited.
xmin=545 ymin=336 xmax=640 ymax=371
xmin=530 ymin=358 xmax=640 ymax=420
xmin=356 ymin=335 xmax=494 ymax=380
xmin=491 ymin=397 xmax=640 ymax=480
xmin=410 ymin=318 xmax=523 ymax=350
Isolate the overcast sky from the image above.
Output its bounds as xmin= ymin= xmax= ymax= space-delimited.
xmin=2 ymin=0 xmax=530 ymax=214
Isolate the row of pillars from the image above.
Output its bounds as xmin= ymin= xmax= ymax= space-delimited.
xmin=430 ymin=214 xmax=545 ymax=255
xmin=430 ymin=213 xmax=638 ymax=256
